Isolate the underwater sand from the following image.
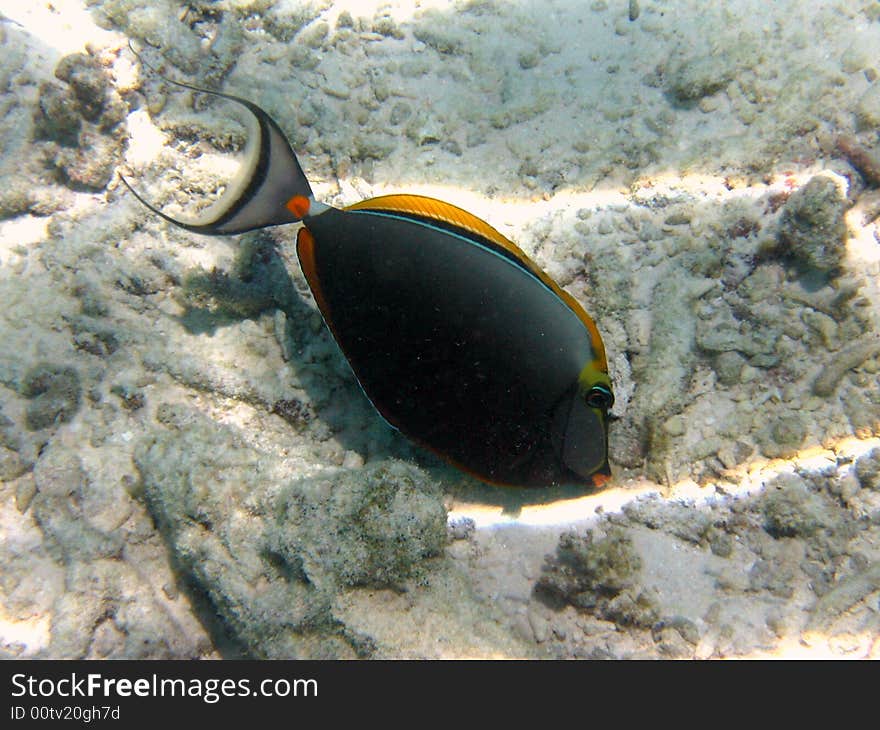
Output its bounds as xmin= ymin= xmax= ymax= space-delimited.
xmin=1 ymin=0 xmax=879 ymax=659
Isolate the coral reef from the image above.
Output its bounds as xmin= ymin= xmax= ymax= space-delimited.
xmin=135 ymin=403 xmax=486 ymax=658
xmin=1 ymin=0 xmax=879 ymax=660
xmin=518 ymin=448 xmax=880 ymax=658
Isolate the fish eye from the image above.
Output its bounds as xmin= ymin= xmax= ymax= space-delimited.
xmin=585 ymin=386 xmax=614 ymax=410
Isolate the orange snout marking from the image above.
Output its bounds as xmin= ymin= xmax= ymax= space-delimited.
xmin=286 ymin=195 xmax=311 ymax=219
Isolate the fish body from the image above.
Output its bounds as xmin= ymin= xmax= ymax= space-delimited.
xmin=121 ymin=70 xmax=613 ymax=488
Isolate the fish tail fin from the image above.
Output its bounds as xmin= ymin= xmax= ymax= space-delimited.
xmin=122 ymin=43 xmax=314 ymax=234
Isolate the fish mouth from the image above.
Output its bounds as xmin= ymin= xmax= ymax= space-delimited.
xmin=551 ymin=385 xmax=609 ymax=483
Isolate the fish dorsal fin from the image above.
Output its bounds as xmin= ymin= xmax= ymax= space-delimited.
xmin=345 ymin=194 xmax=606 ymax=365
xmin=345 ymin=193 xmax=550 ymax=281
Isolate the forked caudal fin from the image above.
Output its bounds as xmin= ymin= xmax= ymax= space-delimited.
xmin=120 ymin=45 xmax=316 ymax=235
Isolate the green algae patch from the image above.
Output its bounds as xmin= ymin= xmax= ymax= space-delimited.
xmin=269 ymin=460 xmax=448 ymax=589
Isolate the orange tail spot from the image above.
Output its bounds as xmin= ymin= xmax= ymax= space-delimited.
xmin=286 ymin=195 xmax=311 ymax=219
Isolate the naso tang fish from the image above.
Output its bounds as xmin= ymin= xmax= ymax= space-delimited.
xmin=122 ymin=74 xmax=614 ymax=489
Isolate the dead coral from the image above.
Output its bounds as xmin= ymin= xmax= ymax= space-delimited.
xmin=774 ymin=176 xmax=848 ymax=273
xmin=34 ymin=51 xmax=128 ymax=191
xmin=837 ymin=135 xmax=880 ymax=188
xmin=20 ymin=363 xmax=82 ymax=431
xmin=761 ymin=473 xmax=827 ymax=539
xmin=536 ymin=527 xmax=658 ymax=628
xmin=269 ymin=460 xmax=448 ymax=589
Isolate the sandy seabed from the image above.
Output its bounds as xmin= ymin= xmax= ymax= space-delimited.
xmin=1 ymin=0 xmax=879 ymax=659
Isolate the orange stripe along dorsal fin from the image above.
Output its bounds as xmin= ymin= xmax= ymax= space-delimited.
xmin=344 ymin=193 xmax=549 ymax=279
xmin=344 ymin=194 xmax=606 ymax=368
